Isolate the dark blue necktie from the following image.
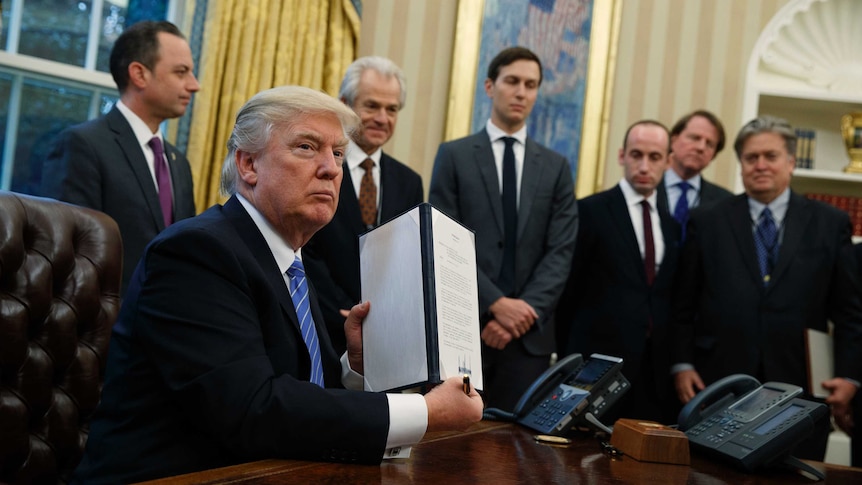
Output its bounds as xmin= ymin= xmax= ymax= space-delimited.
xmin=754 ymin=208 xmax=778 ymax=285
xmin=286 ymin=257 xmax=325 ymax=387
xmin=499 ymin=137 xmax=517 ymax=295
xmin=673 ymin=181 xmax=691 ymax=242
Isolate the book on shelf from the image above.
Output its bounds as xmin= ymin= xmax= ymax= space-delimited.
xmin=794 ymin=128 xmax=816 ymax=169
xmin=805 ymin=193 xmax=862 ymax=236
xmin=804 ymin=328 xmax=833 ymax=399
xmin=359 ymin=203 xmax=483 ymax=392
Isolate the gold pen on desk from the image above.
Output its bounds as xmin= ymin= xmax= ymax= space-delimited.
xmin=463 ymin=374 xmax=471 ymax=395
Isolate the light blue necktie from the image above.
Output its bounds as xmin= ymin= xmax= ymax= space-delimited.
xmin=286 ymin=257 xmax=325 ymax=387
xmin=754 ymin=208 xmax=778 ymax=285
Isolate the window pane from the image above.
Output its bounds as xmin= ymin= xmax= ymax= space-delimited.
xmin=10 ymin=78 xmax=92 ymax=194
xmin=0 ymin=73 xmax=12 ymax=185
xmin=126 ymin=0 xmax=170 ymax=26
xmin=18 ymin=0 xmax=92 ymax=67
xmin=96 ymin=1 xmax=128 ymax=72
xmin=0 ymin=3 xmax=10 ymax=49
xmin=96 ymin=0 xmax=172 ymax=72
xmin=100 ymin=93 xmax=119 ymax=115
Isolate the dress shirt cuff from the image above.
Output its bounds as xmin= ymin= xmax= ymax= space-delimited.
xmin=340 ymin=352 xmax=364 ymax=390
xmin=384 ymin=393 xmax=427 ymax=459
xmin=671 ymin=363 xmax=694 ymax=375
xmin=841 ymin=377 xmax=861 ymax=388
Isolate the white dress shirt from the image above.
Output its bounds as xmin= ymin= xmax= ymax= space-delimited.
xmin=619 ymin=179 xmax=666 ymax=273
xmin=346 ymin=139 xmax=382 ymax=207
xmin=115 ymin=99 xmax=165 ymax=190
xmin=486 ymin=119 xmax=527 ymax=208
xmin=663 ymin=169 xmax=702 ymax=211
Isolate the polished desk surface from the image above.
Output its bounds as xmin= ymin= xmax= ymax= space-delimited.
xmin=142 ymin=421 xmax=860 ymax=484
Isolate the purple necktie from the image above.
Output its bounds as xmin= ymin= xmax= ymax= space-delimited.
xmin=148 ymin=137 xmax=173 ymax=227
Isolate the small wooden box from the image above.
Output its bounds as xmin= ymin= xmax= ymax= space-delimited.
xmin=609 ymin=419 xmax=690 ymax=465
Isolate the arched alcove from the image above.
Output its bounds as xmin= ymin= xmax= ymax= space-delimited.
xmin=740 ymin=0 xmax=862 ymax=197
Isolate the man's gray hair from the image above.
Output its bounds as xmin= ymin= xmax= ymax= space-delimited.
xmin=338 ymin=56 xmax=407 ymax=109
xmin=733 ymin=115 xmax=797 ymax=160
xmin=220 ymin=85 xmax=360 ymax=196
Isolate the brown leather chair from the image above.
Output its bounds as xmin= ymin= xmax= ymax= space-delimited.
xmin=0 ymin=192 xmax=121 ymax=484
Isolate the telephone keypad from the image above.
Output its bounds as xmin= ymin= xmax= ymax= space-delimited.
xmin=688 ymin=414 xmax=744 ymax=443
xmin=522 ymin=387 xmax=589 ymax=433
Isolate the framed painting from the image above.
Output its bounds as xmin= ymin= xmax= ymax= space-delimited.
xmin=443 ymin=0 xmax=620 ymax=197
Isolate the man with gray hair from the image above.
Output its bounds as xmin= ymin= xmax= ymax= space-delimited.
xmin=304 ymin=56 xmax=423 ymax=354
xmin=671 ymin=115 xmax=862 ymax=460
xmin=72 ymin=86 xmax=482 ymax=484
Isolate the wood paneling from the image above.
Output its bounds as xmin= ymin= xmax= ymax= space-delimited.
xmin=358 ymin=0 xmax=790 ymax=195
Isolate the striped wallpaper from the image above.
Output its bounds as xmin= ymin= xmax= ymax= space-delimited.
xmin=358 ymin=0 xmax=790 ymax=196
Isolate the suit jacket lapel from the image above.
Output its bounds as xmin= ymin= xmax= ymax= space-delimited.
xmin=224 ymin=196 xmax=338 ymax=374
xmin=472 ymin=134 xmax=505 ymax=235
xmin=379 ymin=154 xmax=400 ymax=222
xmin=608 ymin=186 xmax=646 ymax=282
xmin=656 ymin=204 xmax=679 ymax=283
xmin=727 ymin=195 xmax=763 ymax=287
xmin=656 ymin=178 xmax=671 ymax=216
xmin=517 ymin=139 xmax=543 ymax=240
xmin=769 ymin=192 xmax=810 ymax=288
xmin=164 ymin=142 xmax=185 ymax=218
xmin=338 ymin=163 xmax=366 ymax=233
xmin=224 ymin=196 xmax=300 ymax=327
xmin=107 ymin=107 xmax=165 ymax=230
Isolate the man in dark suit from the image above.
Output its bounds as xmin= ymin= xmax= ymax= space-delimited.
xmin=304 ymin=57 xmax=423 ymax=354
xmin=672 ymin=116 xmax=862 ymax=460
xmin=557 ymin=120 xmax=679 ymax=424
xmin=854 ymin=242 xmax=862 ymax=467
xmin=657 ymin=110 xmax=733 ymax=240
xmin=72 ymin=86 xmax=483 ymax=484
xmin=42 ymin=21 xmax=198 ymax=293
xmin=429 ymin=47 xmax=577 ymax=412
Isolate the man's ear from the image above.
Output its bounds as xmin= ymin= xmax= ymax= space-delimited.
xmin=236 ymin=150 xmax=258 ymax=186
xmin=484 ymin=78 xmax=494 ymax=98
xmin=127 ymin=61 xmax=149 ymax=90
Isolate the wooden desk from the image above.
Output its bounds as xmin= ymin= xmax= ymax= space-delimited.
xmin=143 ymin=421 xmax=860 ymax=484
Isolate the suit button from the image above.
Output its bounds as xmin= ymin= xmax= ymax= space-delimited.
xmin=498 ymin=241 xmax=504 ymax=248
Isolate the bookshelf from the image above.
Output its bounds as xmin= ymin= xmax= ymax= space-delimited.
xmin=741 ymin=0 xmax=862 ymax=242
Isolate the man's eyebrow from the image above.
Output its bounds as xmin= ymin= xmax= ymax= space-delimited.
xmin=289 ymin=130 xmax=324 ymax=143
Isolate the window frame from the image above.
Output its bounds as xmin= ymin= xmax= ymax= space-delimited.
xmin=0 ymin=0 xmax=183 ymax=190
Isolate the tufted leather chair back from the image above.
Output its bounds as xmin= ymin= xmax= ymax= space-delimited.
xmin=0 ymin=192 xmax=122 ymax=484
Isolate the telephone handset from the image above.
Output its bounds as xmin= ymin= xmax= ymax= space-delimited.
xmin=678 ymin=374 xmax=828 ymax=474
xmin=503 ymin=353 xmax=629 ymax=435
xmin=511 ymin=353 xmax=584 ymax=418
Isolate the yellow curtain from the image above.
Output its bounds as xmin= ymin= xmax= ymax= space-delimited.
xmin=185 ymin=0 xmax=361 ymax=212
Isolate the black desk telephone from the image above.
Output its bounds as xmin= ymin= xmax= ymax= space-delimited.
xmin=484 ymin=353 xmax=630 ymax=435
xmin=677 ymin=374 xmax=828 ymax=476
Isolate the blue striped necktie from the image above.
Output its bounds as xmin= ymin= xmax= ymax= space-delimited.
xmin=286 ymin=257 xmax=324 ymax=387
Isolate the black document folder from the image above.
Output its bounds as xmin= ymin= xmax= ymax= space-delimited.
xmin=359 ymin=203 xmax=483 ymax=392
